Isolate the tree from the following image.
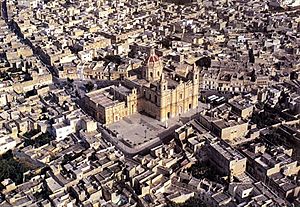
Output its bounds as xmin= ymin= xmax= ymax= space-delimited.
xmin=187 ymin=161 xmax=220 ymax=182
xmin=251 ymin=110 xmax=280 ymax=129
xmin=25 ymin=88 xmax=37 ymax=98
xmin=250 ymin=69 xmax=256 ymax=82
xmin=290 ymin=71 xmax=298 ymax=80
xmin=66 ymin=78 xmax=74 ymax=89
xmin=248 ymin=48 xmax=255 ymax=63
xmin=75 ymin=90 xmax=81 ymax=98
xmin=196 ymin=56 xmax=211 ymax=68
xmin=62 ymin=154 xmax=73 ymax=165
xmin=278 ymin=91 xmax=289 ymax=107
xmin=23 ymin=129 xmax=40 ymax=138
xmin=0 ymin=71 xmax=10 ymax=80
xmin=105 ymin=55 xmax=122 ymax=65
xmin=160 ymin=37 xmax=172 ymax=49
xmin=41 ymin=106 xmax=48 ymax=113
xmin=67 ymin=77 xmax=74 ymax=84
xmin=24 ymin=132 xmax=54 ymax=148
xmin=0 ymin=150 xmax=28 ymax=184
xmin=85 ymin=81 xmax=94 ymax=92
xmin=49 ymin=118 xmax=55 ymax=125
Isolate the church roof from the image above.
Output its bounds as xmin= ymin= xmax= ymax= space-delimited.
xmin=147 ymin=48 xmax=160 ymax=64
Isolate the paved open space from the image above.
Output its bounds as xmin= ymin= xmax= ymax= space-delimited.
xmin=108 ymin=113 xmax=166 ymax=147
xmin=107 ymin=101 xmax=208 ymax=148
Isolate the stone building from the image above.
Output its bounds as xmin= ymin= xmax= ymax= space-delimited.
xmin=84 ymin=49 xmax=199 ymax=124
xmin=207 ymin=140 xmax=247 ymax=178
xmin=199 ymin=104 xmax=249 ymax=141
xmin=84 ymin=85 xmax=138 ymax=125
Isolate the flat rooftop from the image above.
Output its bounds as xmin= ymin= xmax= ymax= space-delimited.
xmin=214 ymin=119 xmax=245 ymax=129
xmin=211 ymin=141 xmax=245 ymax=161
xmin=86 ymin=88 xmax=121 ymax=108
xmin=115 ymin=85 xmax=131 ymax=95
xmin=229 ymin=99 xmax=253 ymax=110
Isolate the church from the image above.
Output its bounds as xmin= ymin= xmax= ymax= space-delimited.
xmin=84 ymin=49 xmax=199 ymax=124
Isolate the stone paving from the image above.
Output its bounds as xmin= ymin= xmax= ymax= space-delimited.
xmin=107 ymin=101 xmax=208 ymax=147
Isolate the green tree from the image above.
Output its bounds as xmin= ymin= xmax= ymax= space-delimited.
xmin=24 ymin=132 xmax=54 ymax=148
xmin=67 ymin=77 xmax=74 ymax=83
xmin=0 ymin=150 xmax=28 ymax=184
xmin=196 ymin=56 xmax=211 ymax=68
xmin=85 ymin=81 xmax=94 ymax=92
xmin=248 ymin=48 xmax=255 ymax=63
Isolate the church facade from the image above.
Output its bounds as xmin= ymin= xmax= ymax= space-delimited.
xmin=84 ymin=49 xmax=199 ymax=124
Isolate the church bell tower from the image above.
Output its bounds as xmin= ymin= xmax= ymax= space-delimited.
xmin=144 ymin=48 xmax=163 ymax=82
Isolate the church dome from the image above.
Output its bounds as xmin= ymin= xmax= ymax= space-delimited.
xmin=147 ymin=48 xmax=160 ymax=64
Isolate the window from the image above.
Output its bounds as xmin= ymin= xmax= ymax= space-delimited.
xmin=150 ymin=72 xmax=153 ymax=78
